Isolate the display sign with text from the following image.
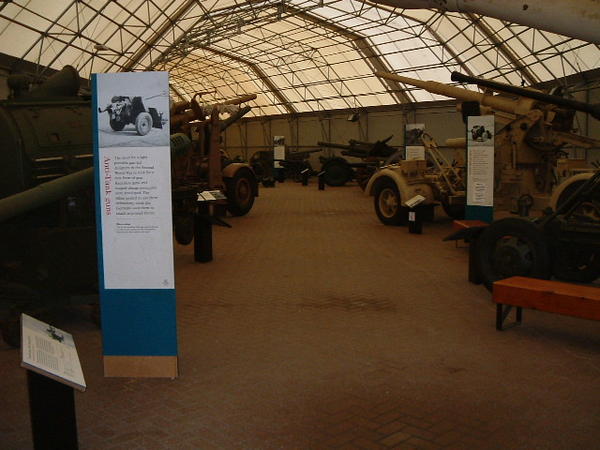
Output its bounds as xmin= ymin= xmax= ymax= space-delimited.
xmin=405 ymin=124 xmax=425 ymax=160
xmin=93 ymin=71 xmax=177 ymax=377
xmin=466 ymin=115 xmax=494 ymax=222
xmin=21 ymin=314 xmax=86 ymax=391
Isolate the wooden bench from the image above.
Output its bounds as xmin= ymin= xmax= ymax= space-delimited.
xmin=493 ymin=276 xmax=600 ymax=330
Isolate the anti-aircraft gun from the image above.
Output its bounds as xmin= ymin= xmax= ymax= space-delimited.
xmin=376 ymin=70 xmax=600 ymax=214
xmin=376 ymin=70 xmax=600 ymax=286
xmin=169 ymin=92 xmax=258 ymax=245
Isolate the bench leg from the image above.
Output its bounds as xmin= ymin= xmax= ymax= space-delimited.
xmin=496 ymin=304 xmax=523 ymax=331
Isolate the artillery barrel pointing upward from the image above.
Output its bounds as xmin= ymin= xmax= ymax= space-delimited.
xmin=375 ymin=71 xmax=522 ymax=116
xmin=451 ymin=72 xmax=600 ymax=120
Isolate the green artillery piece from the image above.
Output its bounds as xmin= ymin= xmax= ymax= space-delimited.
xmin=317 ymin=136 xmax=398 ymax=188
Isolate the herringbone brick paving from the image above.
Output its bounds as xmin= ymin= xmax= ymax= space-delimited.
xmin=1 ymin=181 xmax=599 ymax=449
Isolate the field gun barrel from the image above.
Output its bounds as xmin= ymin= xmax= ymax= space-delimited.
xmin=375 ymin=71 xmax=521 ymax=115
xmin=0 ymin=167 xmax=93 ymax=223
xmin=317 ymin=141 xmax=353 ymax=151
xmin=451 ymin=72 xmax=600 ymax=121
xmin=220 ymin=93 xmax=257 ymax=106
xmin=220 ymin=105 xmax=251 ymax=131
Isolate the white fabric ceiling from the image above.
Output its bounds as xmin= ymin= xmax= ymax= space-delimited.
xmin=1 ymin=0 xmax=599 ymax=116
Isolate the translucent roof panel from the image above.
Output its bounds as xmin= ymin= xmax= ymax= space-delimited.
xmin=0 ymin=0 xmax=599 ymax=117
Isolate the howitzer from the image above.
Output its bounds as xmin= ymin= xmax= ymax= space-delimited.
xmin=318 ymin=136 xmax=396 ymax=159
xmin=317 ymin=137 xmax=398 ymax=188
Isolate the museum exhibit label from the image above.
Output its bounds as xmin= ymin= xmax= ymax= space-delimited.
xmin=466 ymin=115 xmax=494 ymax=223
xmin=92 ymin=71 xmax=178 ymax=378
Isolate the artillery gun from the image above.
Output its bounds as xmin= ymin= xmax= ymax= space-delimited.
xmin=376 ymin=71 xmax=600 ymax=215
xmin=0 ymin=66 xmax=258 ymax=346
xmin=169 ymin=93 xmax=258 ymax=244
xmin=376 ymin=71 xmax=600 ymax=285
xmin=363 ymin=131 xmax=466 ymax=224
xmin=317 ymin=136 xmax=398 ymax=188
xmin=98 ymin=95 xmax=166 ymax=136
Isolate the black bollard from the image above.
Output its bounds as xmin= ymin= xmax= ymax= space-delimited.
xmin=407 ymin=208 xmax=423 ymax=234
xmin=301 ymin=168 xmax=309 ymax=186
xmin=194 ymin=201 xmax=213 ymax=262
xmin=28 ymin=370 xmax=79 ymax=450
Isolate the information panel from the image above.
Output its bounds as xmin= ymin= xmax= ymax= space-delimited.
xmin=93 ymin=71 xmax=177 ymax=377
xmin=466 ymin=115 xmax=494 ymax=222
xmin=21 ymin=314 xmax=86 ymax=391
xmin=405 ymin=123 xmax=425 ymax=160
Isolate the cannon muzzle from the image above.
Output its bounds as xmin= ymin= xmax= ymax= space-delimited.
xmin=451 ymin=72 xmax=600 ymax=120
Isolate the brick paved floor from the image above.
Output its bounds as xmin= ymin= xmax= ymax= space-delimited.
xmin=1 ymin=181 xmax=599 ymax=449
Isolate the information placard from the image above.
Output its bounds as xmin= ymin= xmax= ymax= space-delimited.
xmin=274 ymin=136 xmax=285 ymax=168
xmin=466 ymin=115 xmax=494 ymax=222
xmin=93 ymin=71 xmax=178 ymax=377
xmin=405 ymin=124 xmax=425 ymax=160
xmin=21 ymin=314 xmax=86 ymax=391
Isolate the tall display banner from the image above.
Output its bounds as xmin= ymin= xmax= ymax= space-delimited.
xmin=92 ymin=72 xmax=178 ymax=378
xmin=273 ymin=136 xmax=285 ymax=168
xmin=405 ymin=124 xmax=425 ymax=160
xmin=466 ymin=115 xmax=494 ymax=223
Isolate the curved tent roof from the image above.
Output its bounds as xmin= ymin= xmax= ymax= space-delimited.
xmin=1 ymin=0 xmax=599 ymax=116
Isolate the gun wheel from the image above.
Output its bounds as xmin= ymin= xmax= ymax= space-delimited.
xmin=226 ymin=168 xmax=255 ymax=216
xmin=109 ymin=119 xmax=126 ymax=131
xmin=135 ymin=112 xmax=153 ymax=136
xmin=374 ymin=178 xmax=406 ymax=226
xmin=475 ymin=218 xmax=551 ymax=291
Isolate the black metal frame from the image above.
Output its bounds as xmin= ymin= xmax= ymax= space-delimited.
xmin=496 ymin=303 xmax=523 ymax=331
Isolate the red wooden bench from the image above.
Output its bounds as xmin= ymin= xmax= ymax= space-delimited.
xmin=493 ymin=276 xmax=600 ymax=330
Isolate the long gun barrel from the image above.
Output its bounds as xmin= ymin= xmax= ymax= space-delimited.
xmin=220 ymin=105 xmax=251 ymax=131
xmin=375 ymin=71 xmax=524 ymax=115
xmin=451 ymin=72 xmax=600 ymax=120
xmin=0 ymin=167 xmax=93 ymax=223
xmin=317 ymin=141 xmax=354 ymax=151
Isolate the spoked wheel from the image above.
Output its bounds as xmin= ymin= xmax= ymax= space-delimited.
xmin=475 ymin=218 xmax=551 ymax=291
xmin=135 ymin=112 xmax=153 ymax=136
xmin=374 ymin=179 xmax=406 ymax=226
xmin=226 ymin=168 xmax=256 ymax=216
xmin=552 ymin=244 xmax=600 ymax=283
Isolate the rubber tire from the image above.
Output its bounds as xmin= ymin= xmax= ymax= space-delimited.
xmin=225 ymin=169 xmax=255 ymax=216
xmin=322 ymin=159 xmax=353 ymax=187
xmin=475 ymin=218 xmax=551 ymax=291
xmin=109 ymin=119 xmax=126 ymax=131
xmin=135 ymin=112 xmax=153 ymax=136
xmin=374 ymin=178 xmax=406 ymax=226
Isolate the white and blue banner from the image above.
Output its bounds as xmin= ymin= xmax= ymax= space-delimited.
xmin=92 ymin=72 xmax=177 ymax=375
xmin=466 ymin=115 xmax=494 ymax=223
